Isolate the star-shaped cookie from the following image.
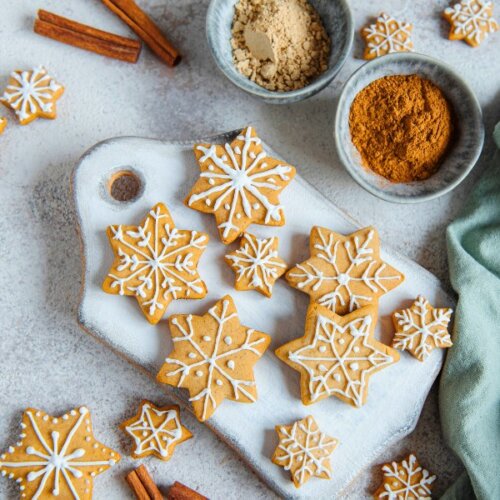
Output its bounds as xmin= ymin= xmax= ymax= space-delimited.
xmin=185 ymin=126 xmax=296 ymax=245
xmin=272 ymin=415 xmax=338 ymax=488
xmin=157 ymin=295 xmax=271 ymax=421
xmin=286 ymin=226 xmax=404 ymax=316
xmin=0 ymin=406 xmax=120 ymax=499
xmin=102 ymin=202 xmax=209 ymax=324
xmin=276 ymin=304 xmax=399 ymax=407
xmin=392 ymin=296 xmax=453 ymax=361
xmin=1 ymin=66 xmax=64 ymax=125
xmin=120 ymin=400 xmax=192 ymax=460
xmin=225 ymin=232 xmax=287 ymax=297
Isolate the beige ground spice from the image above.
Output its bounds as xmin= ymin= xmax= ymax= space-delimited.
xmin=231 ymin=0 xmax=331 ymax=92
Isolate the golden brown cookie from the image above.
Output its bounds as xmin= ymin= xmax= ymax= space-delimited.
xmin=120 ymin=400 xmax=192 ymax=461
xmin=275 ymin=303 xmax=399 ymax=407
xmin=225 ymin=232 xmax=287 ymax=297
xmin=1 ymin=66 xmax=64 ymax=125
xmin=286 ymin=226 xmax=404 ymax=316
xmin=102 ymin=202 xmax=209 ymax=324
xmin=0 ymin=406 xmax=120 ymax=499
xmin=157 ymin=295 xmax=271 ymax=421
xmin=185 ymin=126 xmax=296 ymax=245
xmin=392 ymin=296 xmax=453 ymax=362
xmin=0 ymin=117 xmax=6 ymax=134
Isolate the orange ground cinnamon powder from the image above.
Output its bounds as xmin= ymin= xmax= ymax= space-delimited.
xmin=349 ymin=75 xmax=454 ymax=183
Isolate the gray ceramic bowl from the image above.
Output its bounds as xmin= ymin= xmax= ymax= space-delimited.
xmin=334 ymin=53 xmax=484 ymax=203
xmin=206 ymin=0 xmax=353 ymax=104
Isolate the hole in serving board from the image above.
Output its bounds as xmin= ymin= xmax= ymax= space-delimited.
xmin=108 ymin=170 xmax=142 ymax=202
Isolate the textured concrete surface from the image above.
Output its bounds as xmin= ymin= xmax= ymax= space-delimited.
xmin=0 ymin=0 xmax=498 ymax=498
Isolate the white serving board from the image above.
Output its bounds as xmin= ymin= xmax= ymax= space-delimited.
xmin=73 ymin=132 xmax=453 ymax=499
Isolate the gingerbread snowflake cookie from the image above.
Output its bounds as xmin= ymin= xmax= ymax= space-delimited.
xmin=185 ymin=126 xmax=296 ymax=245
xmin=157 ymin=295 xmax=271 ymax=421
xmin=361 ymin=13 xmax=413 ymax=60
xmin=102 ymin=202 xmax=209 ymax=324
xmin=374 ymin=453 xmax=436 ymax=499
xmin=225 ymin=233 xmax=287 ymax=297
xmin=272 ymin=415 xmax=338 ymax=488
xmin=1 ymin=66 xmax=64 ymax=125
xmin=0 ymin=406 xmax=120 ymax=499
xmin=392 ymin=296 xmax=453 ymax=361
xmin=443 ymin=0 xmax=498 ymax=47
xmin=286 ymin=226 xmax=404 ymax=316
xmin=276 ymin=304 xmax=399 ymax=407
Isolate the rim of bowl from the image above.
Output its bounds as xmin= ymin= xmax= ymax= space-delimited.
xmin=206 ymin=0 xmax=354 ymax=101
xmin=334 ymin=52 xmax=485 ymax=204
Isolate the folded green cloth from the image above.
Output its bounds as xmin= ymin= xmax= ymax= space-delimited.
xmin=440 ymin=123 xmax=500 ymax=500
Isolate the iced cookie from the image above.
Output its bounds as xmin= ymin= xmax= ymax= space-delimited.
xmin=286 ymin=226 xmax=404 ymax=315
xmin=185 ymin=126 xmax=296 ymax=245
xmin=443 ymin=0 xmax=498 ymax=47
xmin=0 ymin=406 xmax=120 ymax=499
xmin=374 ymin=453 xmax=436 ymax=499
xmin=157 ymin=295 xmax=271 ymax=421
xmin=225 ymin=232 xmax=287 ymax=297
xmin=0 ymin=117 xmax=6 ymax=134
xmin=120 ymin=400 xmax=192 ymax=461
xmin=392 ymin=296 xmax=453 ymax=361
xmin=102 ymin=202 xmax=209 ymax=325
xmin=272 ymin=415 xmax=338 ymax=488
xmin=275 ymin=304 xmax=399 ymax=407
xmin=1 ymin=66 xmax=64 ymax=125
xmin=361 ymin=13 xmax=413 ymax=60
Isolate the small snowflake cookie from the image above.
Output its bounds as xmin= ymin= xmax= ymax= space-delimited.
xmin=0 ymin=116 xmax=6 ymax=134
xmin=361 ymin=13 xmax=413 ymax=60
xmin=185 ymin=126 xmax=296 ymax=245
xmin=286 ymin=226 xmax=404 ymax=316
xmin=225 ymin=232 xmax=287 ymax=297
xmin=120 ymin=400 xmax=192 ymax=461
xmin=0 ymin=406 xmax=120 ymax=499
xmin=374 ymin=453 xmax=436 ymax=499
xmin=392 ymin=296 xmax=453 ymax=362
xmin=102 ymin=202 xmax=209 ymax=324
xmin=157 ymin=295 xmax=271 ymax=421
xmin=443 ymin=0 xmax=498 ymax=47
xmin=272 ymin=415 xmax=338 ymax=488
xmin=1 ymin=66 xmax=64 ymax=125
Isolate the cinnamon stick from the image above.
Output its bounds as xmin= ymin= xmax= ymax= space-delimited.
xmin=135 ymin=465 xmax=163 ymax=500
xmin=126 ymin=469 xmax=151 ymax=500
xmin=167 ymin=481 xmax=208 ymax=500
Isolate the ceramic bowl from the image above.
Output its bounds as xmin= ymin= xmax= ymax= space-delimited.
xmin=206 ymin=0 xmax=353 ymax=104
xmin=334 ymin=53 xmax=484 ymax=203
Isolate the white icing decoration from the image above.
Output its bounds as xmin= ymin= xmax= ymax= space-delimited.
xmin=364 ymin=13 xmax=413 ymax=57
xmin=224 ymin=336 xmax=232 ymax=345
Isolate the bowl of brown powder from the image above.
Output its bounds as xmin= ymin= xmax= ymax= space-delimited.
xmin=335 ymin=53 xmax=484 ymax=203
xmin=206 ymin=0 xmax=353 ymax=103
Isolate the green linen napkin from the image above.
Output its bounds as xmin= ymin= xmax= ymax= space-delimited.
xmin=440 ymin=123 xmax=500 ymax=500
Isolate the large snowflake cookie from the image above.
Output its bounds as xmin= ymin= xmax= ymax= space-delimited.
xmin=102 ymin=202 xmax=209 ymax=324
xmin=1 ymin=66 xmax=64 ymax=125
xmin=0 ymin=406 xmax=120 ymax=499
xmin=276 ymin=304 xmax=399 ymax=407
xmin=374 ymin=453 xmax=436 ymax=499
xmin=225 ymin=232 xmax=287 ymax=297
xmin=157 ymin=295 xmax=271 ymax=421
xmin=185 ymin=126 xmax=296 ymax=245
xmin=392 ymin=296 xmax=453 ymax=362
xmin=120 ymin=400 xmax=192 ymax=461
xmin=443 ymin=0 xmax=498 ymax=47
xmin=272 ymin=415 xmax=338 ymax=488
xmin=286 ymin=226 xmax=404 ymax=316
xmin=361 ymin=13 xmax=413 ymax=60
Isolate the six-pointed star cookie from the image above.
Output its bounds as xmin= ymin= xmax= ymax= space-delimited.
xmin=276 ymin=304 xmax=399 ymax=407
xmin=1 ymin=66 xmax=64 ymax=125
xmin=225 ymin=232 xmax=287 ymax=297
xmin=392 ymin=296 xmax=453 ymax=362
xmin=120 ymin=400 xmax=192 ymax=460
xmin=272 ymin=415 xmax=338 ymax=488
xmin=286 ymin=226 xmax=404 ymax=315
xmin=0 ymin=406 xmax=120 ymax=499
xmin=157 ymin=295 xmax=271 ymax=421
xmin=185 ymin=126 xmax=296 ymax=244
xmin=102 ymin=202 xmax=209 ymax=324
